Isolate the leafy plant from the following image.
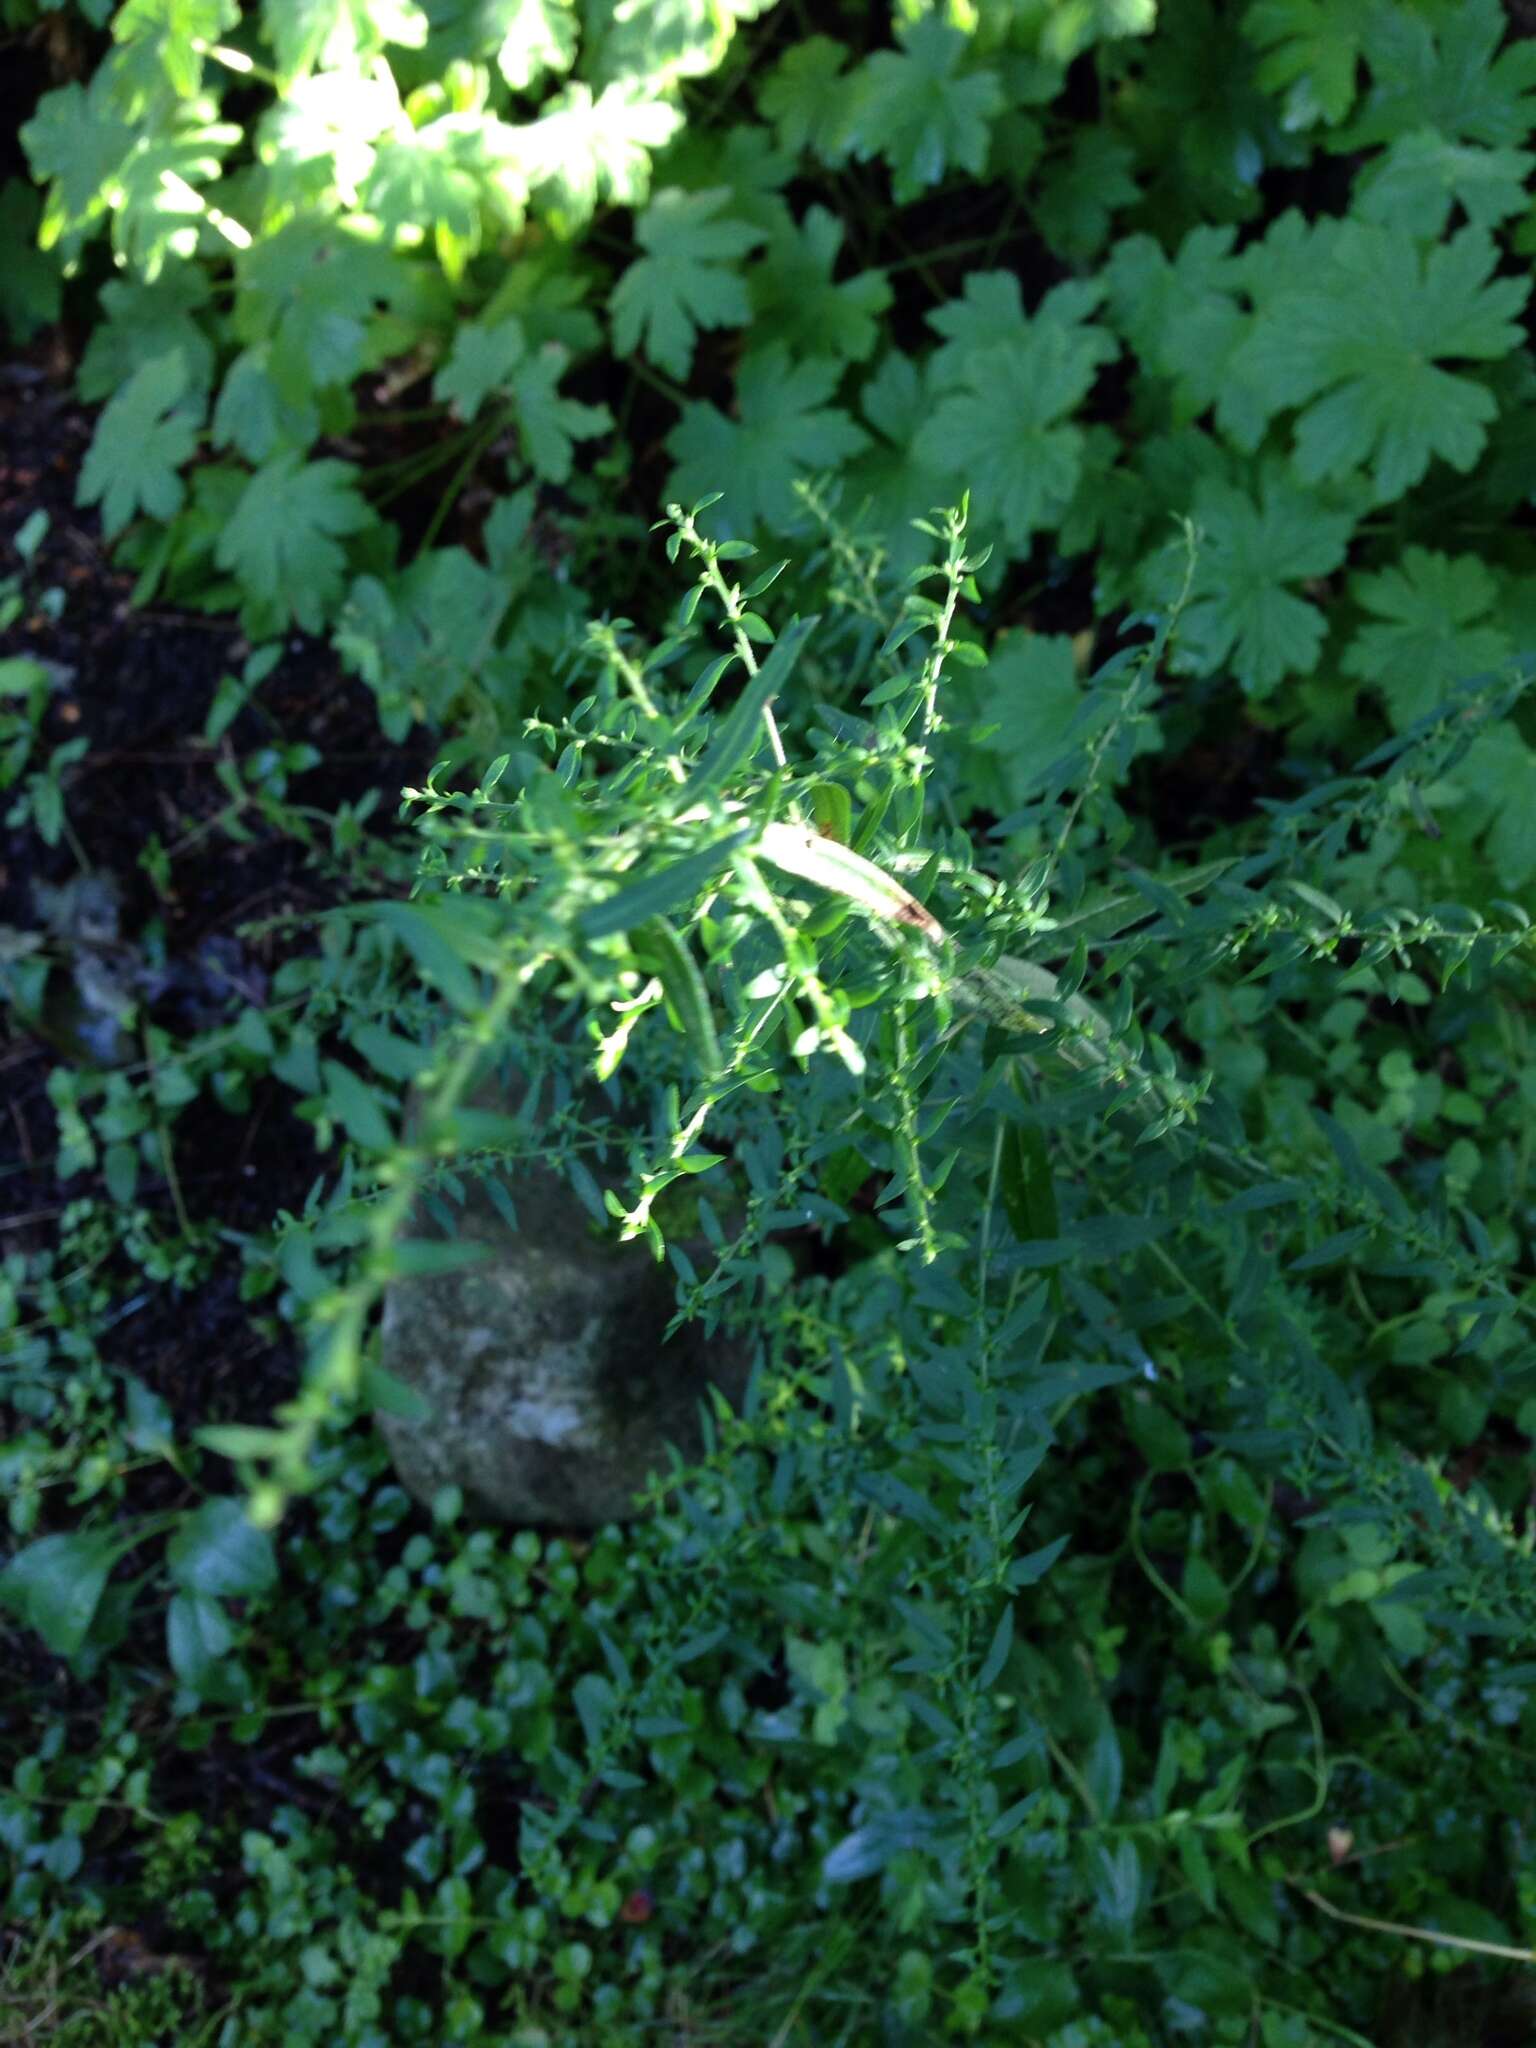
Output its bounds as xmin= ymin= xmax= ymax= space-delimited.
xmin=6 ymin=0 xmax=1536 ymax=2038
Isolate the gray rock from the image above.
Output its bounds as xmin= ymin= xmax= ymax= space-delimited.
xmin=376 ymin=1141 xmax=750 ymax=1527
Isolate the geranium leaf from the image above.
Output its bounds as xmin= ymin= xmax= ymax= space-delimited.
xmin=78 ymin=349 xmax=203 ymax=537
xmin=610 ymin=186 xmax=765 ymax=379
xmin=216 ymin=453 xmax=373 ymax=633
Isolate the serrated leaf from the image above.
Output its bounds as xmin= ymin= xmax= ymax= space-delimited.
xmin=492 ymin=0 xmax=577 ymax=90
xmin=610 ymin=187 xmax=765 ymax=379
xmin=434 ymin=316 xmax=528 ymax=419
xmin=217 ymin=454 xmax=373 ymax=634
xmin=1156 ymin=466 xmax=1355 ymax=696
xmin=667 ymin=346 xmax=867 ymax=533
xmin=917 ymin=284 xmax=1115 ymax=551
xmin=1234 ymin=223 xmax=1528 ymax=501
xmin=263 ymin=0 xmax=428 ymax=82
xmin=757 ymin=35 xmax=856 ymax=160
xmin=1343 ymin=548 xmax=1511 ymax=729
xmin=520 ymin=80 xmax=682 ymax=231
xmin=842 ymin=14 xmax=1000 ymax=204
xmin=78 ymin=350 xmax=202 ymax=538
xmin=746 ymin=205 xmax=891 ymax=364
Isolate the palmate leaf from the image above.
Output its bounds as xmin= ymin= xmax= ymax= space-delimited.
xmin=434 ymin=317 xmax=610 ymax=480
xmin=78 ymin=349 xmax=203 ymax=537
xmin=666 ymin=347 xmax=868 ymax=534
xmin=1353 ymin=129 xmax=1534 ymax=239
xmin=1234 ymin=223 xmax=1529 ymax=501
xmin=841 ymin=14 xmax=1000 ymax=203
xmin=610 ymin=186 xmax=765 ymax=379
xmin=946 ymin=632 xmax=1096 ymax=819
xmin=1343 ymin=0 xmax=1536 ymax=151
xmin=1031 ymin=129 xmax=1139 ymax=261
xmin=662 ymin=125 xmax=794 ymax=248
xmin=434 ymin=318 xmax=527 ymax=419
xmin=926 ymin=270 xmax=1105 ymax=383
xmin=492 ymin=0 xmax=578 ymax=91
xmin=109 ymin=110 xmax=242 ymax=280
xmin=211 ymin=344 xmax=319 ymax=463
xmin=757 ymin=35 xmax=856 ymax=161
xmin=260 ymin=68 xmax=400 ymax=218
xmin=261 ymin=0 xmax=428 ymax=82
xmin=519 ymin=80 xmax=682 ymax=230
xmin=916 ymin=341 xmax=1089 ymax=554
xmin=477 ymin=246 xmax=602 ymax=354
xmin=1105 ymin=226 xmax=1268 ymax=449
xmin=1455 ymin=724 xmax=1536 ymax=889
xmin=1241 ymin=0 xmax=1378 ymax=129
xmin=21 ymin=76 xmax=135 ymax=256
xmin=1342 ymin=548 xmax=1511 ymax=730
xmin=78 ymin=272 xmax=216 ymax=404
xmin=746 ymin=206 xmax=892 ymax=364
xmin=364 ymin=111 xmax=516 ymax=280
xmin=835 ymin=349 xmax=948 ymax=574
xmin=916 ymin=279 xmax=1116 ymax=552
xmin=232 ymin=220 xmax=420 ymax=402
xmin=1154 ymin=465 xmax=1355 ymax=696
xmin=109 ymin=0 xmax=240 ymax=104
xmin=1008 ymin=0 xmax=1156 ymax=64
xmin=216 ymin=454 xmax=374 ymax=634
xmin=584 ymin=0 xmax=767 ymax=89
xmin=505 ymin=344 xmax=611 ymax=481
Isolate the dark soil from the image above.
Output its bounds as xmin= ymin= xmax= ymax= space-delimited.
xmin=0 ymin=351 xmax=423 ymax=1429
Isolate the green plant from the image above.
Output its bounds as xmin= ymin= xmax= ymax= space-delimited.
xmin=14 ymin=0 xmax=1536 ymax=889
xmin=6 ymin=0 xmax=1536 ymax=2037
xmin=12 ymin=498 xmax=1525 ymax=2037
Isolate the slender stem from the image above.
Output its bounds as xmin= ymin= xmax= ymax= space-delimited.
xmin=416 ymin=415 xmax=502 ymax=555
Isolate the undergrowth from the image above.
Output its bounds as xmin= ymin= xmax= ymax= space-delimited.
xmin=3 ymin=0 xmax=1536 ymax=2042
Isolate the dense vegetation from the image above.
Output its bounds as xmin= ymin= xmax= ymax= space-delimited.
xmin=3 ymin=0 xmax=1536 ymax=2040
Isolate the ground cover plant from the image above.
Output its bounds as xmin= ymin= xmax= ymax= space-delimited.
xmin=3 ymin=0 xmax=1536 ymax=2041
